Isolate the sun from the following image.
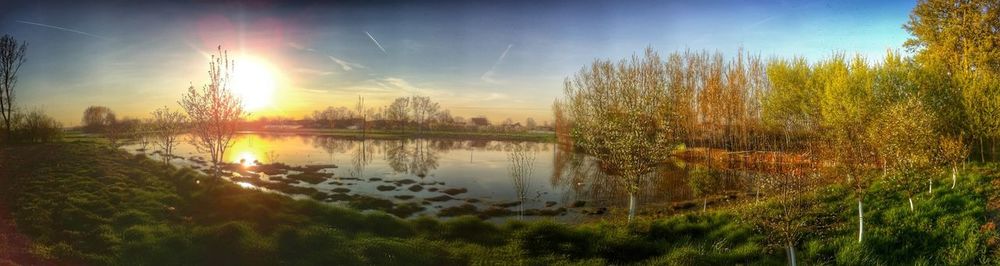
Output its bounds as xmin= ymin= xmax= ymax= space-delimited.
xmin=231 ymin=57 xmax=276 ymax=111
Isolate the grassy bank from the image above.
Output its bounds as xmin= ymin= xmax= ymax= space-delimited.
xmin=241 ymin=128 xmax=556 ymax=142
xmin=0 ymin=140 xmax=998 ymax=265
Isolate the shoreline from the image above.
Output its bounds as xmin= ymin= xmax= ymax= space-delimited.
xmin=236 ymin=128 xmax=557 ymax=142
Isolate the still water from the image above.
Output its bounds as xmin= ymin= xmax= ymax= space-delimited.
xmin=128 ymin=133 xmax=758 ymax=221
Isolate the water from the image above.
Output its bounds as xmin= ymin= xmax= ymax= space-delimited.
xmin=128 ymin=133 xmax=766 ymax=222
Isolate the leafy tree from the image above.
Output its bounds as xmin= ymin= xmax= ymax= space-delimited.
xmin=938 ymin=135 xmax=970 ymax=189
xmin=687 ymin=165 xmax=721 ymax=213
xmin=562 ymin=47 xmax=675 ymax=222
xmin=905 ymin=0 xmax=1000 ymax=157
xmin=814 ymin=54 xmax=879 ymax=243
xmin=904 ymin=0 xmax=1000 ymax=76
xmin=81 ymin=106 xmax=116 ymax=133
xmin=762 ymin=57 xmax=819 ymax=134
xmin=868 ymin=98 xmax=939 ymax=211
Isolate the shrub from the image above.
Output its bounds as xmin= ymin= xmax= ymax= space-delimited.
xmin=7 ymin=110 xmax=62 ymax=143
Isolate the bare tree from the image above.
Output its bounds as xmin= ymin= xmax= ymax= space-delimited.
xmin=104 ymin=116 xmax=139 ymax=149
xmin=179 ymin=46 xmax=247 ymax=178
xmin=0 ymin=34 xmax=27 ymax=139
xmin=562 ymin=47 xmax=674 ymax=222
xmin=356 ymin=95 xmax=366 ymax=135
xmin=410 ymin=96 xmax=439 ymax=134
xmin=386 ymin=97 xmax=410 ymax=132
xmin=150 ymin=106 xmax=187 ymax=164
xmin=134 ymin=119 xmax=153 ymax=152
xmin=508 ymin=144 xmax=536 ymax=219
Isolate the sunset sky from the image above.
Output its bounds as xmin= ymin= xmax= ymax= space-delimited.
xmin=1 ymin=0 xmax=915 ymax=126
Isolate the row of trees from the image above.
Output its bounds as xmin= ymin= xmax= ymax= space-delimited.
xmin=555 ymin=2 xmax=999 ymax=263
xmin=308 ymin=97 xmax=545 ymax=133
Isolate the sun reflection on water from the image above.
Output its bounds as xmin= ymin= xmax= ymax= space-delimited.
xmin=236 ymin=182 xmax=256 ymax=189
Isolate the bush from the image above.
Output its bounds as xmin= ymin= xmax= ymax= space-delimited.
xmin=6 ymin=109 xmax=62 ymax=143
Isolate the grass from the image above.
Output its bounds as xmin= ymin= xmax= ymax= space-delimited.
xmin=1 ymin=140 xmax=998 ymax=265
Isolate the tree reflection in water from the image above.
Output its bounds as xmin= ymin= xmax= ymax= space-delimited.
xmin=309 ymin=136 xmax=352 ymax=166
xmin=551 ymin=142 xmax=784 ymax=218
xmin=508 ymin=144 xmax=536 ymax=219
xmin=381 ymin=139 xmax=441 ymax=178
xmin=349 ymin=139 xmax=376 ymax=178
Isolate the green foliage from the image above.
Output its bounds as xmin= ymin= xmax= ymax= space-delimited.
xmin=762 ymin=56 xmax=820 ymax=131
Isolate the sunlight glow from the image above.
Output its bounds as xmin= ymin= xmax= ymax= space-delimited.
xmin=236 ymin=151 xmax=258 ymax=167
xmin=231 ymin=57 xmax=277 ymax=111
xmin=236 ymin=182 xmax=257 ymax=189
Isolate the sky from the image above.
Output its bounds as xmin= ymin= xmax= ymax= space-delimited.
xmin=0 ymin=0 xmax=918 ymax=126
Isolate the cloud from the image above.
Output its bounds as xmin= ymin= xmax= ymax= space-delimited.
xmin=293 ymin=68 xmax=334 ymax=76
xmin=481 ymin=44 xmax=513 ymax=83
xmin=745 ymin=15 xmax=777 ymax=30
xmin=16 ymin=20 xmax=110 ymax=40
xmin=299 ymin=88 xmax=329 ymax=94
xmin=365 ymin=31 xmax=388 ymax=55
xmin=287 ymin=42 xmax=316 ymax=52
xmin=328 ymin=56 xmax=366 ymax=71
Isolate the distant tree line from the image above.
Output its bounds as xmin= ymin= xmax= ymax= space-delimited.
xmin=294 ymin=96 xmax=547 ymax=133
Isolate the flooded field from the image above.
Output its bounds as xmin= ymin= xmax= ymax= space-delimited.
xmin=128 ymin=133 xmax=762 ymax=222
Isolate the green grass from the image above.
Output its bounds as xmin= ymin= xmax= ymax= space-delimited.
xmin=1 ymin=141 xmax=998 ymax=265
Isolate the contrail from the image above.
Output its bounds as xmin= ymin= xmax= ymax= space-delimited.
xmin=481 ymin=44 xmax=513 ymax=82
xmin=365 ymin=31 xmax=387 ymax=55
xmin=16 ymin=20 xmax=110 ymax=40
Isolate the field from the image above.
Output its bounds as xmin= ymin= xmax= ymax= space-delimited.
xmin=1 ymin=139 xmax=998 ymax=265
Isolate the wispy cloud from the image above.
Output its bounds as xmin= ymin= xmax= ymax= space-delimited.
xmin=328 ymin=56 xmax=366 ymax=71
xmin=481 ymin=44 xmax=513 ymax=83
xmin=745 ymin=15 xmax=777 ymax=30
xmin=287 ymin=42 xmax=316 ymax=52
xmin=294 ymin=68 xmax=334 ymax=76
xmin=299 ymin=88 xmax=329 ymax=94
xmin=16 ymin=20 xmax=110 ymax=40
xmin=365 ymin=31 xmax=388 ymax=55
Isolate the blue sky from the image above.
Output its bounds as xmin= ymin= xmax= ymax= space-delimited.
xmin=0 ymin=0 xmax=917 ymax=126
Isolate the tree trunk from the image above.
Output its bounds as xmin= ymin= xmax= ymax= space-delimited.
xmin=787 ymin=244 xmax=797 ymax=266
xmin=627 ymin=193 xmax=637 ymax=223
xmin=928 ymin=178 xmax=933 ymax=194
xmin=980 ymin=137 xmax=985 ymax=162
xmin=702 ymin=198 xmax=707 ymax=212
xmin=952 ymin=165 xmax=957 ymax=189
xmin=858 ymin=199 xmax=864 ymax=243
xmin=909 ymin=197 xmax=914 ymax=212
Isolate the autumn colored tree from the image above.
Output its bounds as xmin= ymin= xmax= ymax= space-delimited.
xmin=938 ymin=134 xmax=970 ymax=189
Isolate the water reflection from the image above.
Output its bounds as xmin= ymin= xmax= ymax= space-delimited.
xmin=508 ymin=145 xmax=536 ymax=219
xmin=140 ymin=133 xmax=802 ymax=221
